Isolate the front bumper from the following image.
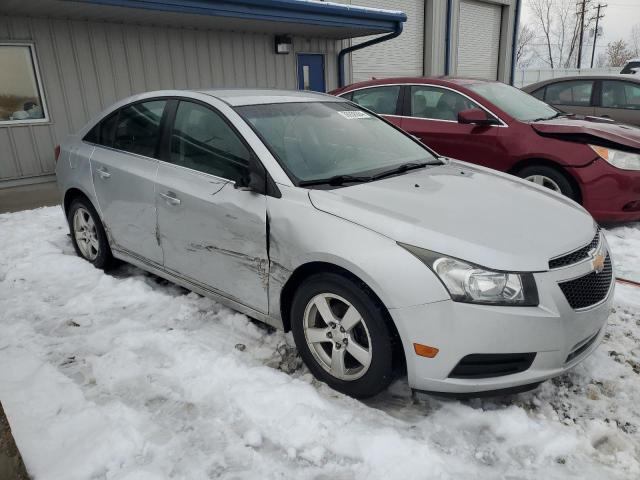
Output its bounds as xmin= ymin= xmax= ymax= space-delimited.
xmin=390 ymin=247 xmax=614 ymax=394
xmin=570 ymin=158 xmax=640 ymax=223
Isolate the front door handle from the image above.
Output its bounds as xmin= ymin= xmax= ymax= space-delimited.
xmin=97 ymin=167 xmax=111 ymax=179
xmin=159 ymin=191 xmax=181 ymax=206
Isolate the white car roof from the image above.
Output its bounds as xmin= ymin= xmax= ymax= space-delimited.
xmin=198 ymin=88 xmax=344 ymax=106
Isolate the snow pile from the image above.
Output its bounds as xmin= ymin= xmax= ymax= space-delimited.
xmin=1 ymin=207 xmax=639 ymax=479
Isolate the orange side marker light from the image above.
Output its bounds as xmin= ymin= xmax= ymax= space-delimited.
xmin=414 ymin=343 xmax=439 ymax=358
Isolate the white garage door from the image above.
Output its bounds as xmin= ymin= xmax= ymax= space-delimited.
xmin=350 ymin=0 xmax=425 ymax=82
xmin=456 ymin=0 xmax=502 ymax=80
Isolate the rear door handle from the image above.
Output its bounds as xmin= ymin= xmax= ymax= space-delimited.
xmin=159 ymin=191 xmax=181 ymax=206
xmin=97 ymin=167 xmax=111 ymax=179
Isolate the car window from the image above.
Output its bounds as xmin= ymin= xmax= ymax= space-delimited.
xmin=169 ymin=101 xmax=251 ymax=182
xmin=113 ymin=100 xmax=166 ymax=157
xmin=84 ymin=112 xmax=118 ymax=147
xmin=409 ymin=85 xmax=477 ymax=121
xmin=601 ymin=81 xmax=640 ymax=110
xmin=544 ymin=80 xmax=594 ymax=106
xmin=350 ymin=86 xmax=400 ymax=115
xmin=340 ymin=91 xmax=353 ymax=101
xmin=621 ymin=61 xmax=640 ymax=74
xmin=530 ymin=87 xmax=545 ymax=100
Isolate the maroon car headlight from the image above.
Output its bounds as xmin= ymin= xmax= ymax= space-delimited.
xmin=590 ymin=145 xmax=640 ymax=171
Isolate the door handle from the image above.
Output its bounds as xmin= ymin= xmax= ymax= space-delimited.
xmin=97 ymin=167 xmax=111 ymax=179
xmin=159 ymin=191 xmax=181 ymax=206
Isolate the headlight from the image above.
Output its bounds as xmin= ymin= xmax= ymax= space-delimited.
xmin=399 ymin=244 xmax=539 ymax=306
xmin=590 ymin=145 xmax=640 ymax=171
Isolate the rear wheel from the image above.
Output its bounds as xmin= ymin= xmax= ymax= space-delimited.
xmin=68 ymin=197 xmax=114 ymax=269
xmin=517 ymin=165 xmax=577 ymax=201
xmin=290 ymin=273 xmax=394 ymax=398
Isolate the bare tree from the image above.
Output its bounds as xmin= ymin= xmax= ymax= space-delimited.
xmin=604 ymin=39 xmax=634 ymax=67
xmin=526 ymin=0 xmax=596 ymax=68
xmin=529 ymin=0 xmax=555 ymax=67
xmin=516 ymin=24 xmax=537 ymax=68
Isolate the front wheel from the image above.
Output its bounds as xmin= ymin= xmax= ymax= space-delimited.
xmin=290 ymin=273 xmax=395 ymax=398
xmin=517 ymin=165 xmax=578 ymax=201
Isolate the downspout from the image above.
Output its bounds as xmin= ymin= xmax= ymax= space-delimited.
xmin=510 ymin=0 xmax=522 ymax=85
xmin=338 ymin=22 xmax=403 ymax=88
xmin=444 ymin=0 xmax=453 ymax=75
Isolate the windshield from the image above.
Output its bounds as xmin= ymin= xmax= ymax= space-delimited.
xmin=235 ymin=101 xmax=437 ymax=185
xmin=468 ymin=82 xmax=558 ymax=122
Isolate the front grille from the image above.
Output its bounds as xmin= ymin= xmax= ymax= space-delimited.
xmin=566 ymin=330 xmax=601 ymax=364
xmin=449 ymin=353 xmax=536 ymax=379
xmin=558 ymin=254 xmax=613 ymax=309
xmin=549 ymin=227 xmax=601 ymax=269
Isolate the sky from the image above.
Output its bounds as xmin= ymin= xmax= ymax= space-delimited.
xmin=520 ymin=0 xmax=640 ymax=66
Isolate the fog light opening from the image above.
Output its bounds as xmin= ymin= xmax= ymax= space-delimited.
xmin=413 ymin=343 xmax=439 ymax=358
xmin=622 ymin=200 xmax=640 ymax=212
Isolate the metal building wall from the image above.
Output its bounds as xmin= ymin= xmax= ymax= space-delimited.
xmin=347 ymin=0 xmax=426 ymax=82
xmin=422 ymin=0 xmax=517 ymax=82
xmin=0 ymin=15 xmax=345 ymax=185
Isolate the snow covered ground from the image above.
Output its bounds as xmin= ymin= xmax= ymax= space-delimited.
xmin=0 ymin=206 xmax=639 ymax=480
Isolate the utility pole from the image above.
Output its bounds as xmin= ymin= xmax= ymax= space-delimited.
xmin=590 ymin=3 xmax=607 ymax=68
xmin=577 ymin=0 xmax=587 ymax=68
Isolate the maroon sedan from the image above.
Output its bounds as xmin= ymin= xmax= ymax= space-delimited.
xmin=330 ymin=77 xmax=640 ymax=223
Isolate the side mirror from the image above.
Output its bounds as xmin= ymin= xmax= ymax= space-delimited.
xmin=457 ymin=108 xmax=499 ymax=126
xmin=234 ymin=155 xmax=267 ymax=194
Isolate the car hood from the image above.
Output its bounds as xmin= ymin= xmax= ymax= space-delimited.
xmin=531 ymin=116 xmax=640 ymax=150
xmin=308 ymin=162 xmax=596 ymax=272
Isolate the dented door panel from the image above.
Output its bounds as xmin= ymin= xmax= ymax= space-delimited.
xmin=155 ymin=162 xmax=269 ymax=313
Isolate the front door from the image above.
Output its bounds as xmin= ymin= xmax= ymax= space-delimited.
xmin=90 ymin=99 xmax=166 ymax=264
xmin=297 ymin=54 xmax=326 ymax=92
xmin=155 ymin=100 xmax=269 ymax=313
xmin=399 ymin=85 xmax=506 ymax=171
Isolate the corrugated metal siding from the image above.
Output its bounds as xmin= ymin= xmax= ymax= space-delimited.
xmin=349 ymin=0 xmax=424 ymax=82
xmin=0 ymin=16 xmax=343 ymax=183
xmin=456 ymin=0 xmax=502 ymax=80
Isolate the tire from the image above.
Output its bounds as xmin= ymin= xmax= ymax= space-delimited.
xmin=67 ymin=197 xmax=114 ymax=270
xmin=290 ymin=272 xmax=395 ymax=398
xmin=517 ymin=165 xmax=578 ymax=201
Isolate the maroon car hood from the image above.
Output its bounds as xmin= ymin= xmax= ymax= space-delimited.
xmin=531 ymin=116 xmax=640 ymax=150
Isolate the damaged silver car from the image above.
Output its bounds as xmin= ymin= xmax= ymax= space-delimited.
xmin=56 ymin=89 xmax=613 ymax=398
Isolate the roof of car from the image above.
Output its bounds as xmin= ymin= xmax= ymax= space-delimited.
xmin=330 ymin=76 xmax=497 ymax=94
xmin=522 ymin=74 xmax=640 ymax=91
xmin=198 ymin=88 xmax=344 ymax=106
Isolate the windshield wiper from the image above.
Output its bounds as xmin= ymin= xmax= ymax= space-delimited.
xmin=531 ymin=112 xmax=575 ymax=122
xmin=298 ymin=174 xmax=373 ymax=187
xmin=370 ymin=161 xmax=432 ymax=181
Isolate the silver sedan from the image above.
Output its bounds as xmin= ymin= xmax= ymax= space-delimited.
xmin=55 ymin=89 xmax=613 ymax=398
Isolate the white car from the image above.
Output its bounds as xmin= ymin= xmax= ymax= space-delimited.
xmin=55 ymin=89 xmax=614 ymax=398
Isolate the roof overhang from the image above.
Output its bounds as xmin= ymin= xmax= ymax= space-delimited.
xmin=0 ymin=0 xmax=407 ymax=39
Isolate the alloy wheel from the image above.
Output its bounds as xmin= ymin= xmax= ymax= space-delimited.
xmin=73 ymin=207 xmax=99 ymax=261
xmin=302 ymin=293 xmax=372 ymax=381
xmin=524 ymin=174 xmax=561 ymax=193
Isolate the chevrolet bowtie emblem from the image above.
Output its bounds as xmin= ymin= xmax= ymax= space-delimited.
xmin=592 ymin=252 xmax=605 ymax=274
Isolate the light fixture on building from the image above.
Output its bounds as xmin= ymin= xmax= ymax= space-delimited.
xmin=274 ymin=35 xmax=292 ymax=54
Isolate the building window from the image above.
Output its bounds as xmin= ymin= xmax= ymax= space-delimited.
xmin=0 ymin=44 xmax=48 ymax=125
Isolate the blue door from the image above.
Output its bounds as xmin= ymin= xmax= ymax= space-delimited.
xmin=297 ymin=54 xmax=325 ymax=92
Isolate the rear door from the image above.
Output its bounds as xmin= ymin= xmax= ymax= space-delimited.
xmin=398 ymin=85 xmax=507 ymax=170
xmin=596 ymin=80 xmax=640 ymax=126
xmin=89 ymin=99 xmax=166 ymax=264
xmin=155 ymin=99 xmax=269 ymax=312
xmin=542 ymin=79 xmax=596 ymax=117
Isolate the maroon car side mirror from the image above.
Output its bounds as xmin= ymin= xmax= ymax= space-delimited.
xmin=458 ymin=108 xmax=499 ymax=126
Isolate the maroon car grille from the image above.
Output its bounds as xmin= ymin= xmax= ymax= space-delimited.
xmin=558 ymin=254 xmax=613 ymax=309
xmin=549 ymin=227 xmax=600 ymax=269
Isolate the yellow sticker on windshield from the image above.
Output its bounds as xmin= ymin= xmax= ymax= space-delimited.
xmin=337 ymin=111 xmax=371 ymax=120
